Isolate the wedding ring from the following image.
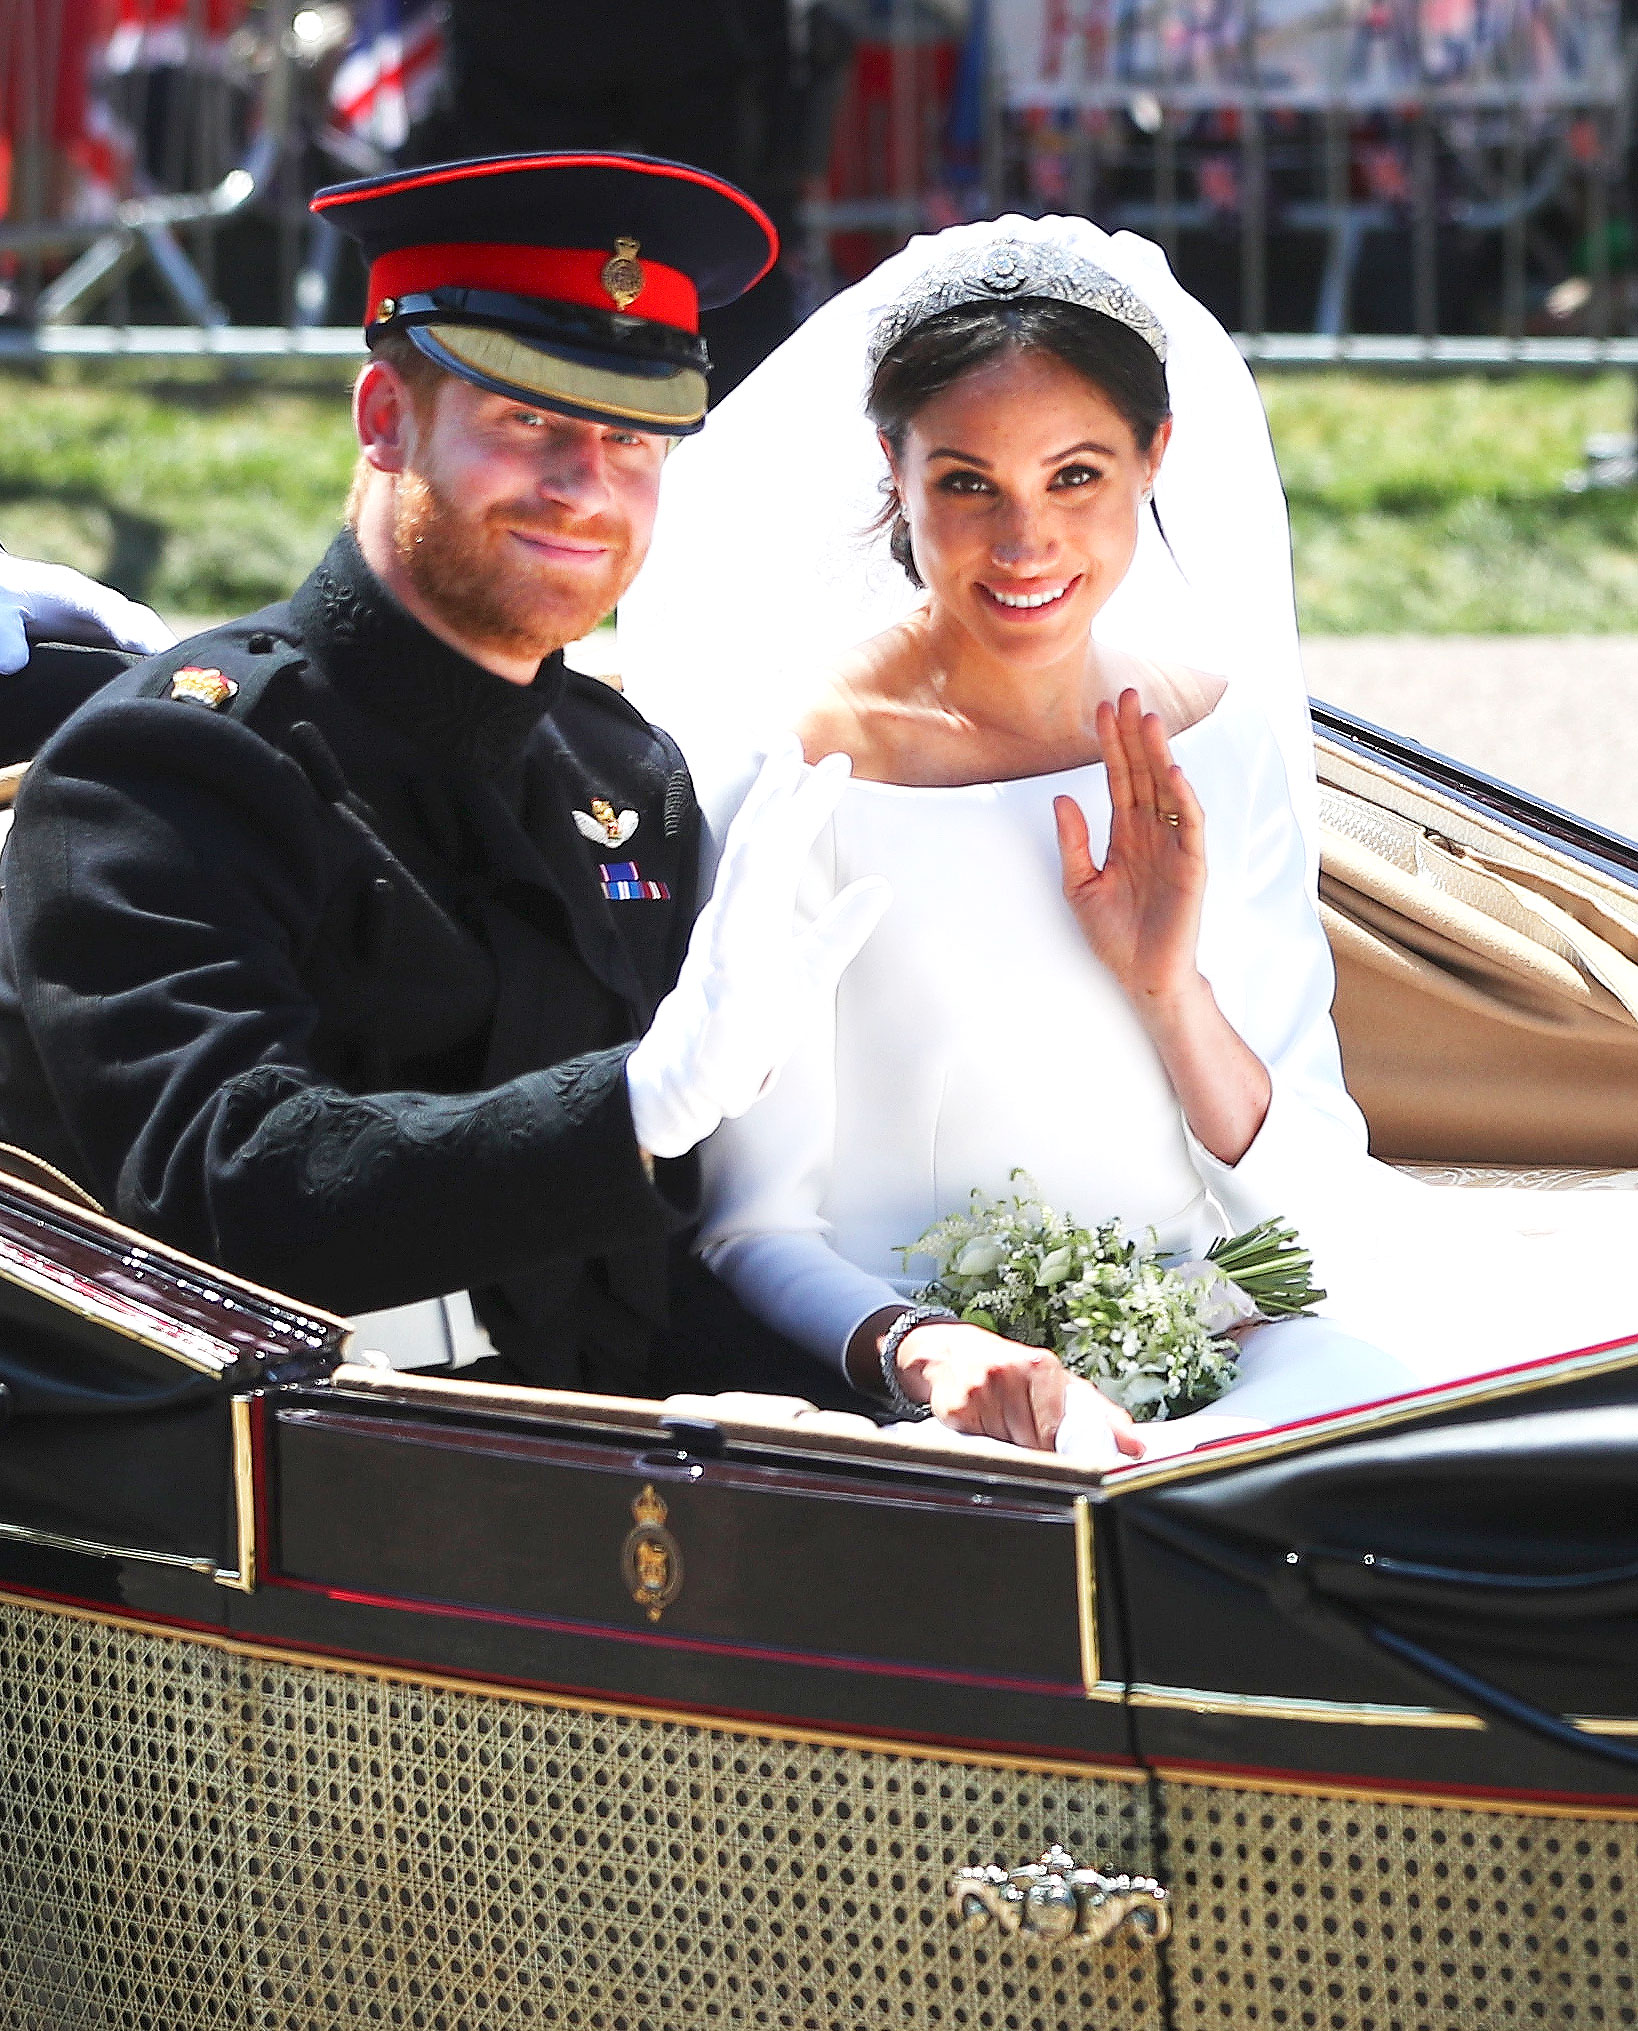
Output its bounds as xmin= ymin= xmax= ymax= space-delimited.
xmin=1160 ymin=810 xmax=1181 ymax=827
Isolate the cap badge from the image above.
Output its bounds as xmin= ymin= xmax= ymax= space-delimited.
xmin=168 ymin=667 xmax=239 ymax=710
xmin=575 ymin=797 xmax=639 ymax=846
xmin=600 ymin=237 xmax=645 ymax=311
xmin=372 ymin=296 xmax=398 ymax=324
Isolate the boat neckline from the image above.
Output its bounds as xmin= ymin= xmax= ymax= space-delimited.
xmin=837 ymin=681 xmax=1237 ymax=794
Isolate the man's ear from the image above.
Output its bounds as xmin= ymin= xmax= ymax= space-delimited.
xmin=354 ymin=358 xmax=418 ymax=475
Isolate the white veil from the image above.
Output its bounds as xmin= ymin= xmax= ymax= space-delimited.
xmin=619 ymin=212 xmax=1318 ymax=874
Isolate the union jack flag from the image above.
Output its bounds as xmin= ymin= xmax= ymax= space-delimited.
xmin=330 ymin=0 xmax=447 ymax=153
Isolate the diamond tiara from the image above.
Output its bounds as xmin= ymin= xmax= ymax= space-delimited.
xmin=866 ymin=238 xmax=1168 ymax=373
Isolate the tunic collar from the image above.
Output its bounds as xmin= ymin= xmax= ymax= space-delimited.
xmin=291 ymin=528 xmax=567 ymax=778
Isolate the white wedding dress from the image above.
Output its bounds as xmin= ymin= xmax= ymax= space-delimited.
xmin=691 ymin=686 xmax=1638 ymax=1461
xmin=619 ymin=213 xmax=1638 ymax=1462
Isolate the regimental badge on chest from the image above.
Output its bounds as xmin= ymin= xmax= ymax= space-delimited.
xmin=574 ymin=796 xmax=639 ymax=847
xmin=168 ymin=667 xmax=239 ymax=709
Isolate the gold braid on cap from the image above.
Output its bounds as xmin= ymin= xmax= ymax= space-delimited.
xmin=866 ymin=238 xmax=1168 ymax=373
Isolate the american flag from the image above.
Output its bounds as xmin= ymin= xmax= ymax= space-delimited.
xmin=330 ymin=0 xmax=447 ymax=153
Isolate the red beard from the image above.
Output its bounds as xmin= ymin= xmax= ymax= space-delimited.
xmin=391 ymin=469 xmax=628 ymax=665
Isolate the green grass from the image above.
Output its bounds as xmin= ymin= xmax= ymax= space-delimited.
xmin=0 ymin=364 xmax=358 ymax=627
xmin=2 ymin=361 xmax=1638 ymax=632
xmin=1262 ymin=371 xmax=1638 ymax=632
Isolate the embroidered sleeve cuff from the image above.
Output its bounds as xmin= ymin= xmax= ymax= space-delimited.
xmin=200 ymin=1044 xmax=697 ymax=1315
xmin=524 ymin=1044 xmax=699 ymax=1236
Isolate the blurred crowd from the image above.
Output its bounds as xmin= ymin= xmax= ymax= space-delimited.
xmin=1 ymin=0 xmax=976 ymax=388
xmin=2 ymin=0 xmax=1630 ymax=361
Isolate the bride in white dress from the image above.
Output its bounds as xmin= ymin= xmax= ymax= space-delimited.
xmin=622 ymin=220 xmax=1638 ymax=1463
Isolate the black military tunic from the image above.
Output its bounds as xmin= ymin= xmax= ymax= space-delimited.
xmin=0 ymin=530 xmax=700 ymax=1391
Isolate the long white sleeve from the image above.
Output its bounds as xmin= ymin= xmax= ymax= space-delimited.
xmin=697 ymin=813 xmax=908 ymax=1371
xmin=1184 ymin=705 xmax=1369 ymax=1233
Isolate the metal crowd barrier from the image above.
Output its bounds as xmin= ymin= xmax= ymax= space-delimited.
xmin=0 ymin=0 xmax=1633 ymax=355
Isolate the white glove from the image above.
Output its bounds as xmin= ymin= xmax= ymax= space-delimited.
xmin=0 ymin=549 xmax=176 ymax=675
xmin=626 ymin=738 xmax=892 ymax=1160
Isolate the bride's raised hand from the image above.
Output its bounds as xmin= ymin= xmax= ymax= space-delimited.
xmin=1055 ymin=688 xmax=1206 ymax=1017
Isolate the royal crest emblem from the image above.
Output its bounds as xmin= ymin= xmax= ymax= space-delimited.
xmin=167 ymin=667 xmax=239 ymax=710
xmin=621 ymin=1483 xmax=684 ymax=1622
xmin=574 ymin=797 xmax=639 ymax=847
xmin=600 ymin=237 xmax=645 ymax=311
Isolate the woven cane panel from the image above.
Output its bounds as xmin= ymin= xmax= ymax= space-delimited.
xmin=0 ymin=1600 xmax=1163 ymax=2031
xmin=1160 ymin=1777 xmax=1638 ymax=2031
xmin=0 ymin=1598 xmax=248 ymax=2031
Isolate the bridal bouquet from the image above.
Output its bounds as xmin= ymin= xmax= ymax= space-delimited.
xmin=901 ymin=1173 xmax=1324 ymax=1422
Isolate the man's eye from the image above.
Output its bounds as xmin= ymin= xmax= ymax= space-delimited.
xmin=511 ymin=409 xmax=546 ymax=428
xmin=1052 ymin=463 xmax=1100 ymax=488
xmin=607 ymin=431 xmax=645 ymax=448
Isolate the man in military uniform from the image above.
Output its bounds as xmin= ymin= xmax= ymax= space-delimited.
xmin=0 ymin=153 xmax=888 ymax=1393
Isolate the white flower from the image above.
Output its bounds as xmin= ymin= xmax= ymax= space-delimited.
xmin=1035 ymin=1246 xmax=1076 ymax=1287
xmin=955 ymin=1236 xmax=1008 ymax=1277
xmin=903 ymin=1175 xmax=1291 ymax=1423
xmin=1187 ymin=1270 xmax=1260 ymax=1336
xmin=1107 ymin=1372 xmax=1170 ymax=1410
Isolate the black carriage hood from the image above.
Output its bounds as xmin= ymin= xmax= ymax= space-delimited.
xmin=1113 ymin=1382 xmax=1638 ymax=1775
xmin=1127 ymin=1401 xmax=1638 ymax=1580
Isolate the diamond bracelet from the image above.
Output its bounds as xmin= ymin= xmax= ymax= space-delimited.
xmin=878 ymin=1304 xmax=960 ymax=1422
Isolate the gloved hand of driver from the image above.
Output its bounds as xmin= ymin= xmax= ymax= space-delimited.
xmin=0 ymin=548 xmax=176 ymax=676
xmin=626 ymin=738 xmax=892 ymax=1160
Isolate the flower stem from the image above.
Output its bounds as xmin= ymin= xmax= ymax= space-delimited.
xmin=1206 ymin=1221 xmax=1326 ymax=1316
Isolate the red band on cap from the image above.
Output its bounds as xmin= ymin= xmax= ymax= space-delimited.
xmin=367 ymin=243 xmax=698 ymax=332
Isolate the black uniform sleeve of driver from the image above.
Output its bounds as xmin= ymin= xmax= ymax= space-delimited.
xmin=5 ymin=699 xmax=691 ymax=1315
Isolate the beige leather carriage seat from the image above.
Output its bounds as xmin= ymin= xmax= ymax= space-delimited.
xmin=1317 ymin=731 xmax=1638 ymax=1173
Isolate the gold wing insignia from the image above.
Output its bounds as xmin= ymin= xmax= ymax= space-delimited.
xmin=575 ymin=798 xmax=639 ymax=846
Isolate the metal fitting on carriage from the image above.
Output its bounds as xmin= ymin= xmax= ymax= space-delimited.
xmin=948 ymin=1846 xmax=1171 ymax=1950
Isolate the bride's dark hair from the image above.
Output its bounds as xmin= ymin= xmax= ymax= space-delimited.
xmin=867 ymin=298 xmax=1172 ymax=587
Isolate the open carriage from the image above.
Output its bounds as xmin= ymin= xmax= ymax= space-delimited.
xmin=3 ymin=697 xmax=1638 ymax=2030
